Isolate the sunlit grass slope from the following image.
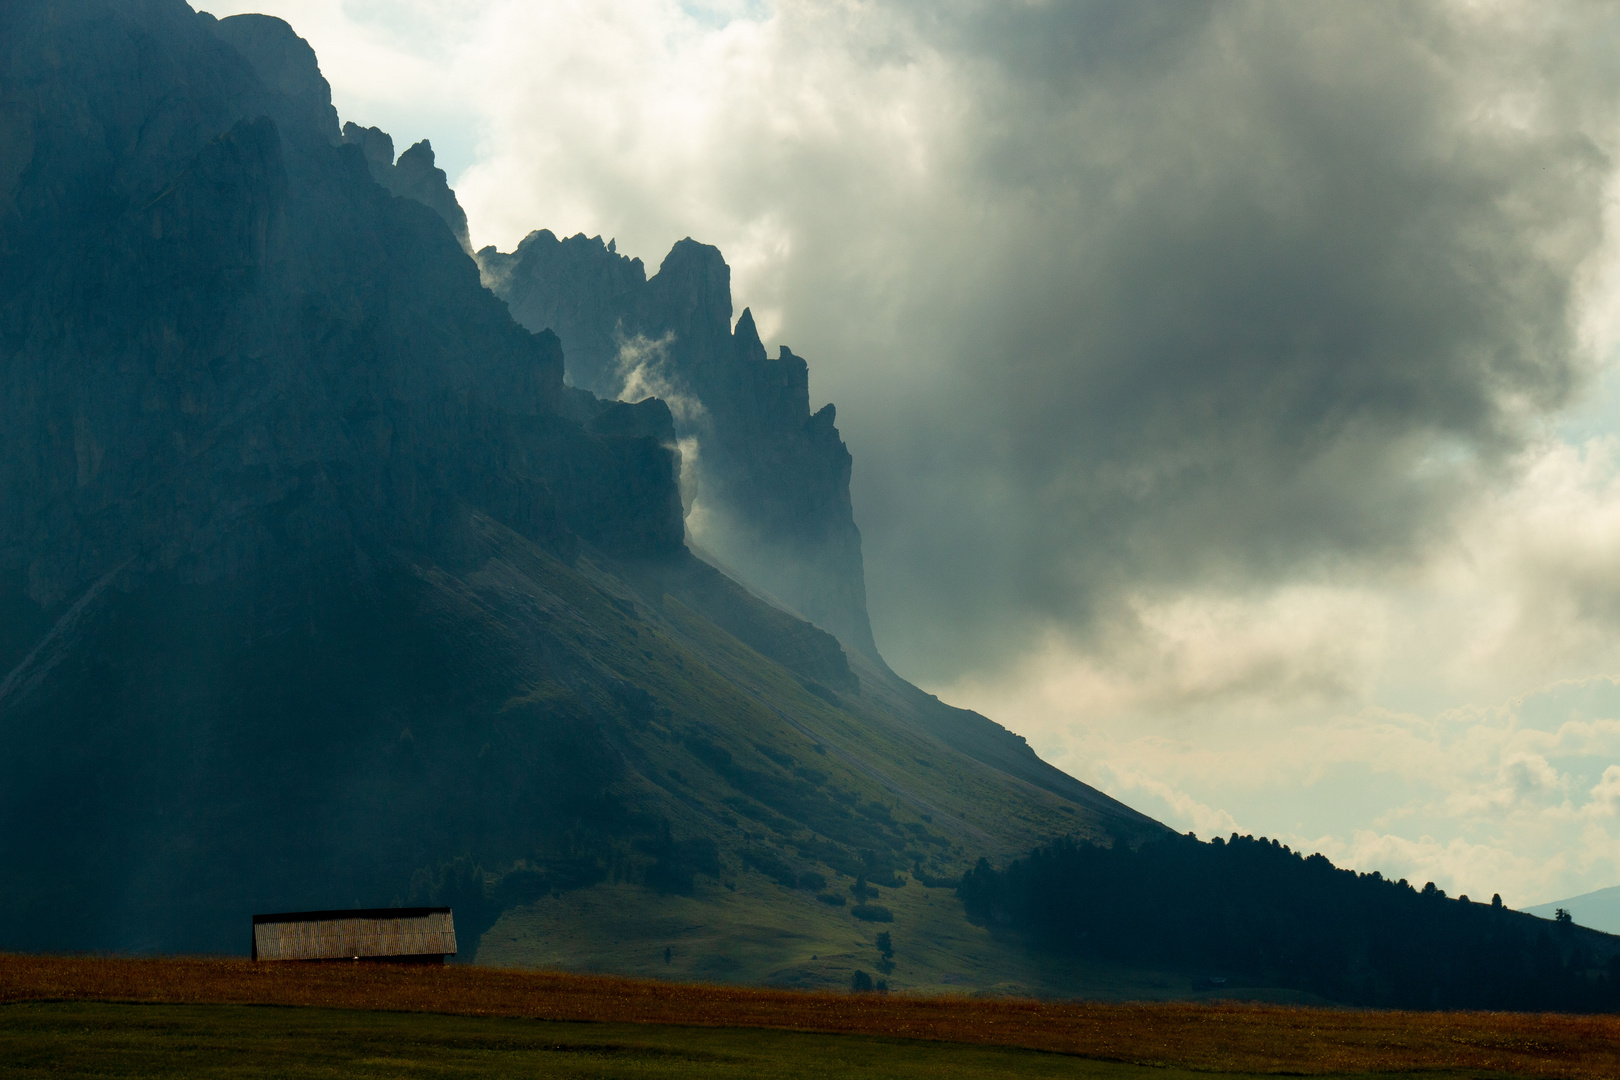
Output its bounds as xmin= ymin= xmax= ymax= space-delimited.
xmin=478 ymin=876 xmax=1209 ymax=999
xmin=433 ymin=512 xmax=1158 ymax=991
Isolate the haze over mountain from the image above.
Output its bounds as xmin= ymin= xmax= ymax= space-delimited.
xmin=478 ymin=230 xmax=879 ymax=661
xmin=1526 ymin=886 xmax=1620 ymax=937
xmin=0 ymin=0 xmax=1159 ymax=988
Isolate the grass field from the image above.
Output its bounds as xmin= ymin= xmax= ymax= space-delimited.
xmin=5 ymin=955 xmax=1620 ymax=1077
xmin=0 ymin=1002 xmax=1341 ymax=1080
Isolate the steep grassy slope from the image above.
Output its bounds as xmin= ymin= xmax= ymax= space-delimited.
xmin=412 ymin=516 xmax=1160 ymax=990
xmin=457 ymin=518 xmax=1153 ymax=865
xmin=421 ymin=520 xmax=1160 ymax=991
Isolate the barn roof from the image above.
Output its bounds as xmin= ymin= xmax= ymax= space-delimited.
xmin=251 ymin=907 xmax=456 ymax=961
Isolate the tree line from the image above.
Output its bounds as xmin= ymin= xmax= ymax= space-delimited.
xmin=959 ymin=833 xmax=1620 ymax=1011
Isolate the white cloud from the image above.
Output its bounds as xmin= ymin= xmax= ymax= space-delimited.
xmin=940 ymin=420 xmax=1620 ymax=906
xmin=204 ymin=0 xmax=488 ymax=175
xmin=946 ymin=644 xmax=1620 ymax=905
xmin=1587 ymin=764 xmax=1620 ymax=818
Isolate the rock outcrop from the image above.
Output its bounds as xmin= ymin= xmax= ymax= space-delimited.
xmin=479 ymin=231 xmax=881 ymax=660
xmin=341 ymin=122 xmax=473 ymax=254
xmin=0 ymin=5 xmax=681 ymax=610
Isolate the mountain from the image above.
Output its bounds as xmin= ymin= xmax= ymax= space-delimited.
xmin=0 ymin=0 xmax=1161 ymax=990
xmin=340 ymin=122 xmax=472 ymax=255
xmin=479 ymin=232 xmax=879 ymax=660
xmin=1526 ymin=885 xmax=1620 ymax=935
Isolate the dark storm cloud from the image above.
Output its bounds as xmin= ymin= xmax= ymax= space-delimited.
xmin=383 ymin=0 xmax=1618 ymax=684
xmin=790 ymin=1 xmax=1619 ymax=680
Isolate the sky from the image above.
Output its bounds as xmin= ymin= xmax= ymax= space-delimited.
xmin=204 ymin=0 xmax=1620 ymax=909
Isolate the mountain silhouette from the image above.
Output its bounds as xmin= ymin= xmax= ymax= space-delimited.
xmin=0 ymin=0 xmax=1156 ymax=986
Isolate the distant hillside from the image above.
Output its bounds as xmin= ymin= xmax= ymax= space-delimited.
xmin=0 ymin=0 xmax=1160 ymax=990
xmin=1526 ymin=886 xmax=1620 ymax=936
xmin=960 ymin=833 xmax=1620 ymax=1010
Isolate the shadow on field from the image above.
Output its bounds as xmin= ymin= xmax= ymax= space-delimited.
xmin=0 ymin=1001 xmax=1502 ymax=1080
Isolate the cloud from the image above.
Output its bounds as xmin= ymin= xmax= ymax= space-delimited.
xmin=1586 ymin=764 xmax=1620 ymax=818
xmin=613 ymin=329 xmax=708 ymax=512
xmin=203 ymin=0 xmax=489 ymax=176
xmin=946 ymin=653 xmax=1620 ymax=904
xmin=848 ymin=0 xmax=1618 ymax=679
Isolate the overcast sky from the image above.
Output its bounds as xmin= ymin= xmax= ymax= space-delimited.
xmin=207 ymin=0 xmax=1620 ymax=908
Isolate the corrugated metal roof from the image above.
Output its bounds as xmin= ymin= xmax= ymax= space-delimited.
xmin=251 ymin=907 xmax=457 ymax=961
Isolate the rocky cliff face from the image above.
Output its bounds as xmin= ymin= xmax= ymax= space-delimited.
xmin=341 ymin=122 xmax=472 ymax=254
xmin=479 ymin=231 xmax=881 ymax=660
xmin=0 ymin=0 xmax=685 ymax=945
xmin=0 ymin=3 xmax=682 ymax=611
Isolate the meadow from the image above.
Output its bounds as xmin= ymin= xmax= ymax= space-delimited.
xmin=3 ymin=954 xmax=1620 ymax=1077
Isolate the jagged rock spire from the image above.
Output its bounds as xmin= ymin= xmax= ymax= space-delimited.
xmin=479 ymin=233 xmax=883 ymax=660
xmin=341 ymin=124 xmax=472 ymax=254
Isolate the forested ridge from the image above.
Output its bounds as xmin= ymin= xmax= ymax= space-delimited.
xmin=959 ymin=833 xmax=1620 ymax=1010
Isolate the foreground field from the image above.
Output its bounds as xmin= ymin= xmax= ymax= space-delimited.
xmin=3 ymin=955 xmax=1619 ymax=1077
xmin=0 ymin=1002 xmax=1324 ymax=1080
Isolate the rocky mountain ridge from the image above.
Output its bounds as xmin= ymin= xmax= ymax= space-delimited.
xmin=480 ymin=232 xmax=880 ymax=660
xmin=1 ymin=2 xmax=685 ymax=616
xmin=0 ymin=0 xmax=1160 ymax=983
xmin=341 ymin=122 xmax=472 ymax=255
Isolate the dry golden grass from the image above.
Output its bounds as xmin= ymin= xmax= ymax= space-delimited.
xmin=3 ymin=954 xmax=1616 ymax=1077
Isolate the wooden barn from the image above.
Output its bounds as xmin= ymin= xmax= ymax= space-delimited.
xmin=251 ymin=907 xmax=457 ymax=963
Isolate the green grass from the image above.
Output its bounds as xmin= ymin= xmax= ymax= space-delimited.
xmin=477 ymin=875 xmax=1251 ymax=1002
xmin=0 ymin=1002 xmax=1523 ymax=1080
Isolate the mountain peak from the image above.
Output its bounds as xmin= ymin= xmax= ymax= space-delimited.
xmin=733 ymin=308 xmax=767 ymax=363
xmin=480 ymin=233 xmax=882 ymax=659
xmin=346 ymin=130 xmax=473 ymax=254
xmin=211 ymin=14 xmax=340 ymax=144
